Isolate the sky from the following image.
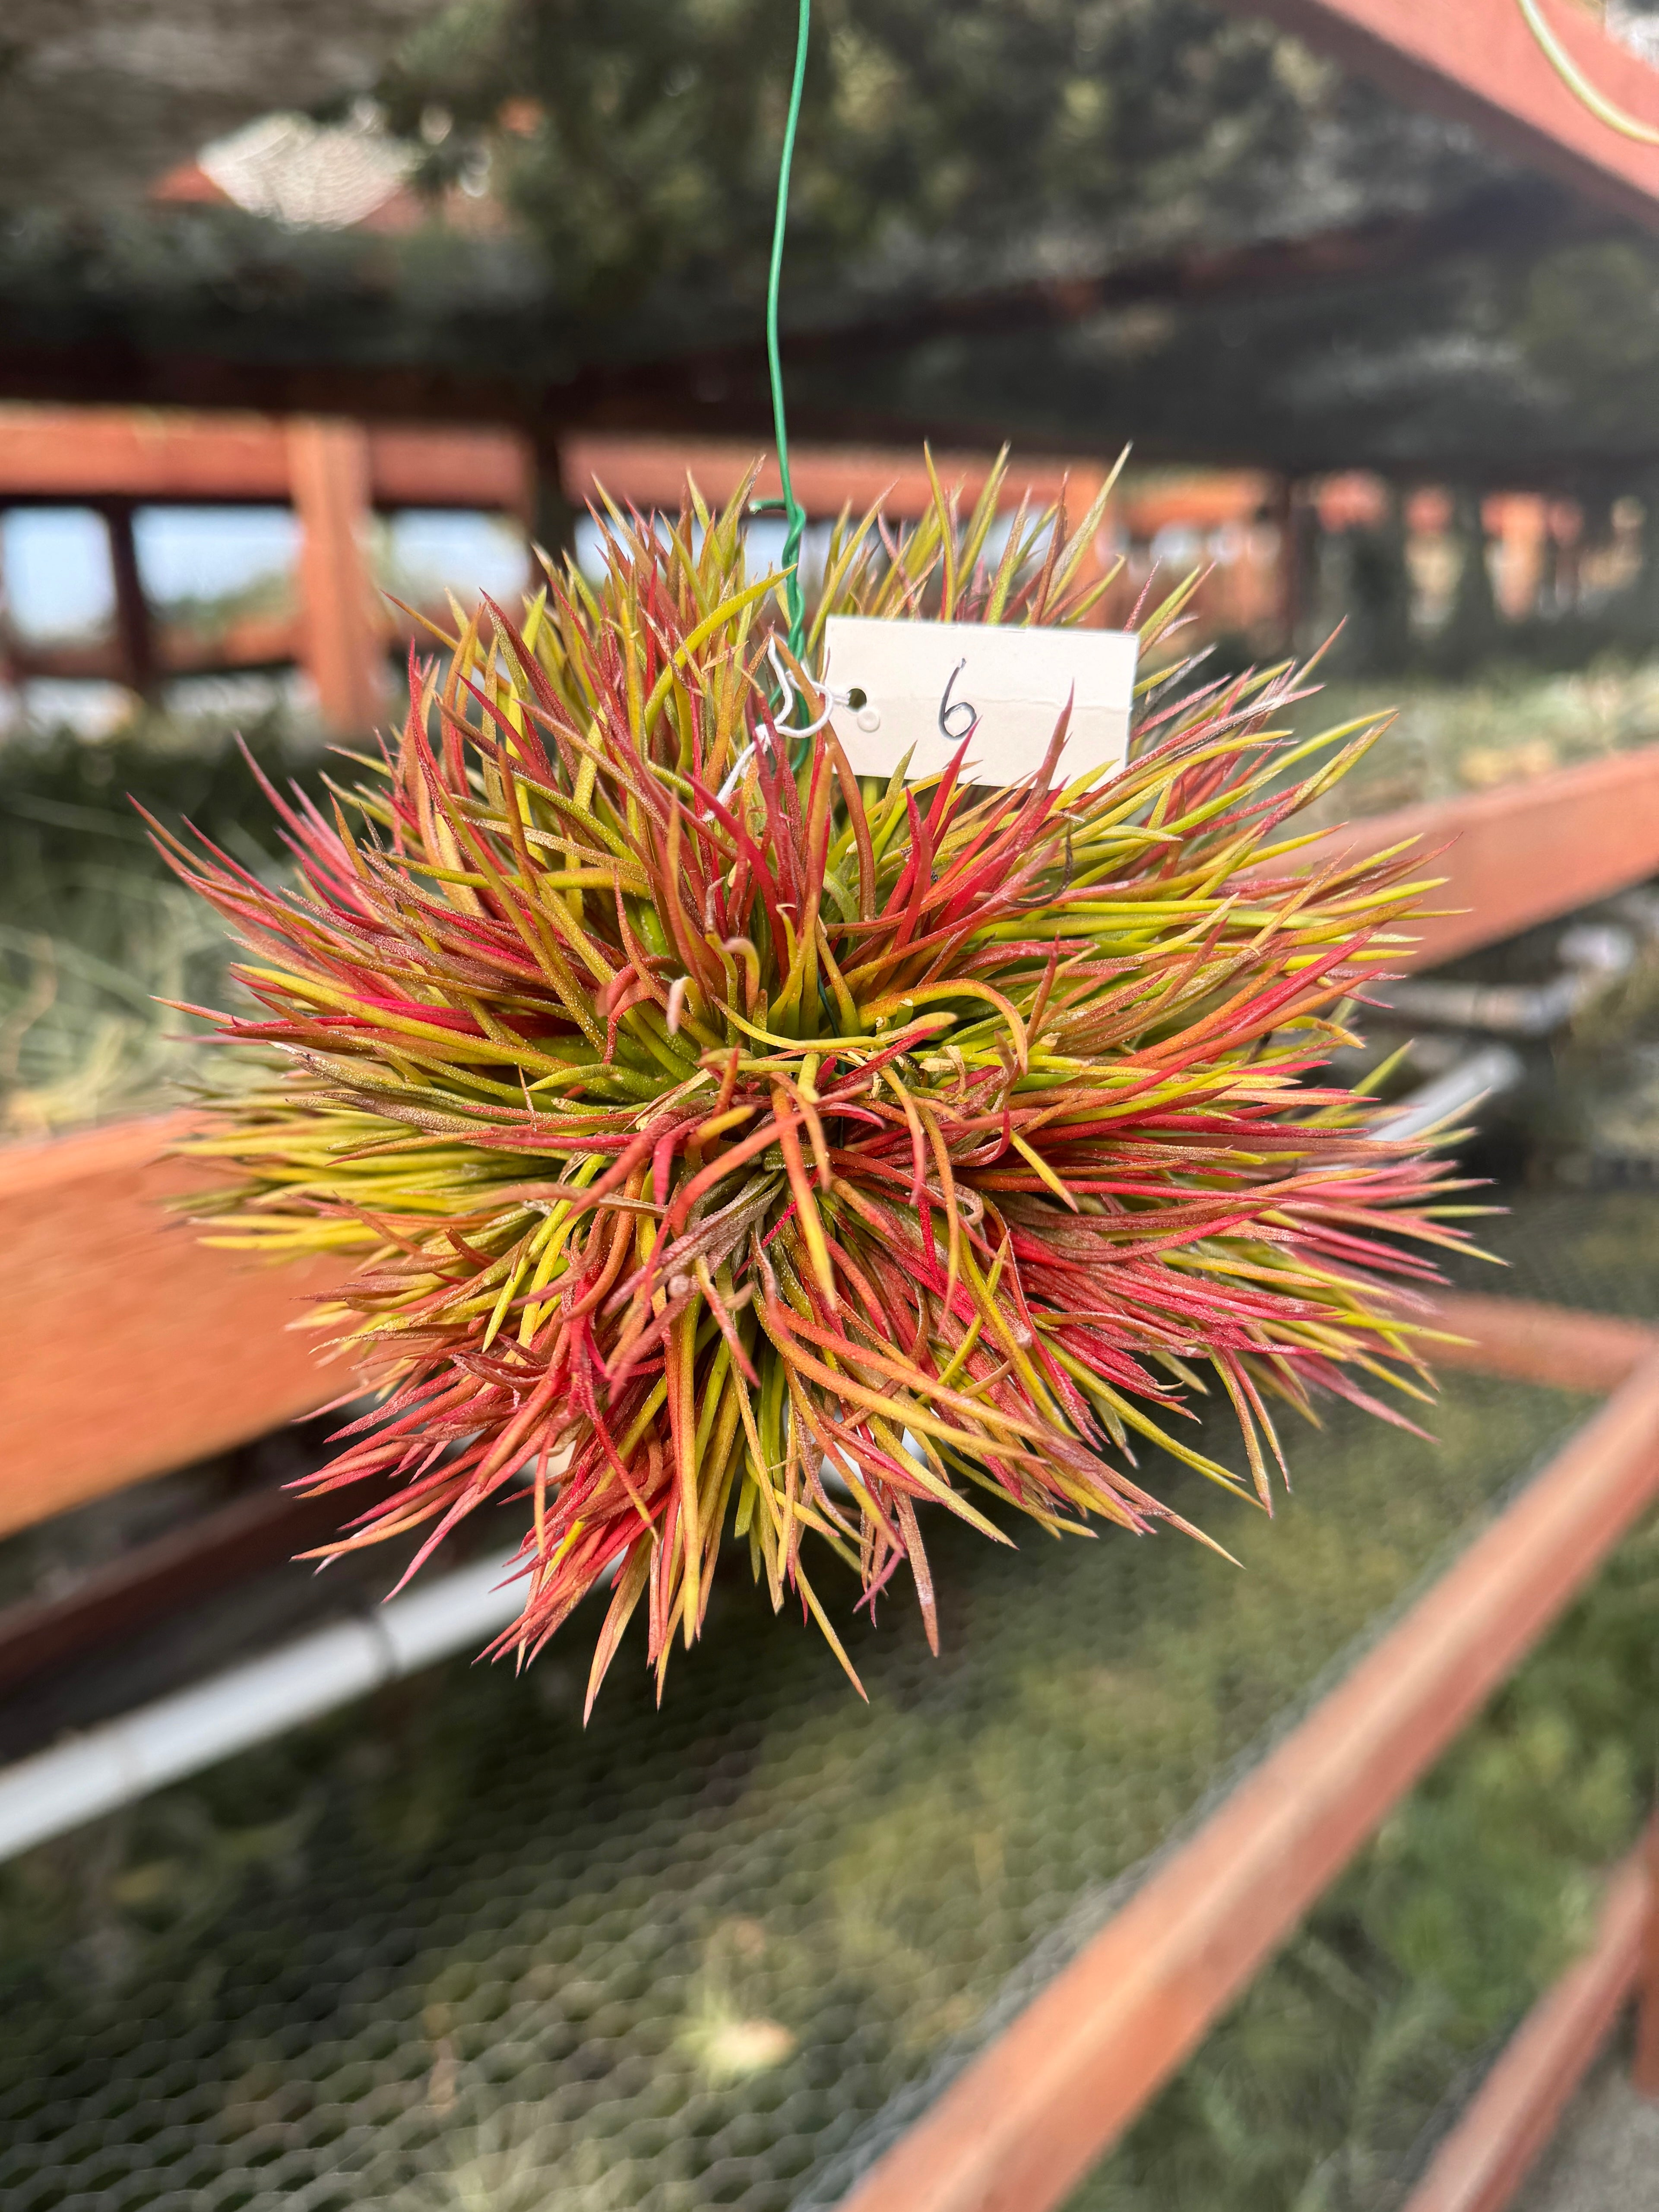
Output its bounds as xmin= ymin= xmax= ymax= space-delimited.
xmin=1 ymin=506 xmax=894 ymax=650
xmin=0 ymin=504 xmax=858 ymax=735
xmin=1 ymin=505 xmax=532 ymax=640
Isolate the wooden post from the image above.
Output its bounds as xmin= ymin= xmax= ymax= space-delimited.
xmin=1637 ymin=1818 xmax=1659 ymax=2099
xmin=530 ymin=426 xmax=578 ymax=566
xmin=1294 ymin=482 xmax=1322 ymax=649
xmin=100 ymin=497 xmax=157 ymax=700
xmin=1279 ymin=480 xmax=1322 ymax=656
xmin=288 ymin=417 xmax=384 ymax=734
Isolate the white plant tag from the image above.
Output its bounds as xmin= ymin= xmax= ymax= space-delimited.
xmin=821 ymin=615 xmax=1139 ymax=786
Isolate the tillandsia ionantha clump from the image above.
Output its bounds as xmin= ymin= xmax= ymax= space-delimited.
xmin=154 ymin=456 xmax=1466 ymax=1712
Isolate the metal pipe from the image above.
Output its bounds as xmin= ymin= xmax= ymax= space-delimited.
xmin=1377 ymin=1043 xmax=1525 ymax=1143
xmin=0 ymin=1554 xmax=523 ymax=1864
xmin=1380 ymin=974 xmax=1586 ymax=1039
xmin=1377 ymin=924 xmax=1634 ymax=1039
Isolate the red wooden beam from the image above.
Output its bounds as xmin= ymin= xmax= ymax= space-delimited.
xmin=1303 ymin=744 xmax=1659 ymax=972
xmin=837 ymin=1350 xmax=1659 ymax=2212
xmin=0 ymin=408 xmax=1239 ymax=539
xmin=0 ymin=1114 xmax=348 ymax=1542
xmin=0 ymin=408 xmax=291 ymax=502
xmin=1425 ymin=1290 xmax=1655 ymax=1396
xmin=0 ymin=407 xmax=1242 ymax=541
xmin=0 ymin=405 xmax=532 ymax=513
xmin=560 ymin=435 xmax=1115 ymax=522
xmin=288 ymin=418 xmax=386 ymax=734
xmin=364 ymin=422 xmax=531 ymax=518
xmin=1226 ymin=0 xmax=1659 ymax=227
xmin=1399 ymin=1823 xmax=1657 ymax=2212
xmin=1639 ymin=1820 xmax=1659 ymax=2098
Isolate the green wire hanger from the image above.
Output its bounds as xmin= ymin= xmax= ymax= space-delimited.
xmin=765 ymin=0 xmax=813 ymax=664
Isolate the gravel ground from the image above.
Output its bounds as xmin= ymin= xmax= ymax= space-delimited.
xmin=1516 ymin=2044 xmax=1659 ymax=2212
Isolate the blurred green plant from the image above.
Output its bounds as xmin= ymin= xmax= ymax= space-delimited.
xmin=1291 ymin=655 xmax=1659 ymax=831
xmin=0 ymin=711 xmax=326 ymax=1133
xmin=373 ymin=0 xmax=1469 ymax=345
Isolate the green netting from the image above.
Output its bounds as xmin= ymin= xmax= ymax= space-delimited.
xmin=0 ymin=1358 xmax=1599 ymax=2212
xmin=1445 ymin=1185 xmax=1659 ymax=1317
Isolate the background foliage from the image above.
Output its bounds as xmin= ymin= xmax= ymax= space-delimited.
xmin=0 ymin=713 xmax=324 ymax=1134
xmin=377 ymin=0 xmax=1487 ymax=346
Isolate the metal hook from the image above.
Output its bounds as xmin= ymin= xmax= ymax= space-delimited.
xmin=939 ymin=658 xmax=977 ymax=742
xmin=774 ymin=695 xmax=840 ymax=740
xmin=765 ymin=634 xmax=844 ymax=739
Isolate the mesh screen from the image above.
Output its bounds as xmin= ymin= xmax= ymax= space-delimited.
xmin=0 ymin=1336 xmax=1600 ymax=2212
xmin=1445 ymin=1184 xmax=1659 ymax=1319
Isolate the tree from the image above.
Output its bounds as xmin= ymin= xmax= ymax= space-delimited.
xmin=376 ymin=0 xmax=1491 ymax=351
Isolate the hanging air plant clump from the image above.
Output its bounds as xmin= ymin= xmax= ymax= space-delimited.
xmin=156 ymin=463 xmax=1461 ymax=1710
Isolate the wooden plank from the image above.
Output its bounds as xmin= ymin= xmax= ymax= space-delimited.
xmin=1399 ymin=1828 xmax=1656 ymax=2212
xmin=364 ymin=422 xmax=532 ymax=518
xmin=1303 ymin=745 xmax=1659 ymax=971
xmin=0 ymin=407 xmax=292 ymax=501
xmin=0 ymin=1114 xmax=348 ymax=1541
xmin=0 ymin=403 xmax=1240 ymax=539
xmin=1637 ymin=1823 xmax=1659 ymax=2098
xmin=1425 ymin=1290 xmax=1656 ymax=1396
xmin=0 ymin=1481 xmax=355 ymax=1697
xmin=0 ymin=404 xmax=531 ymax=514
xmin=288 ymin=417 xmax=385 ymax=735
xmin=561 ymin=436 xmax=1108 ymax=524
xmin=1223 ymin=0 xmax=1659 ymax=229
xmin=836 ymin=1351 xmax=1659 ymax=2212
